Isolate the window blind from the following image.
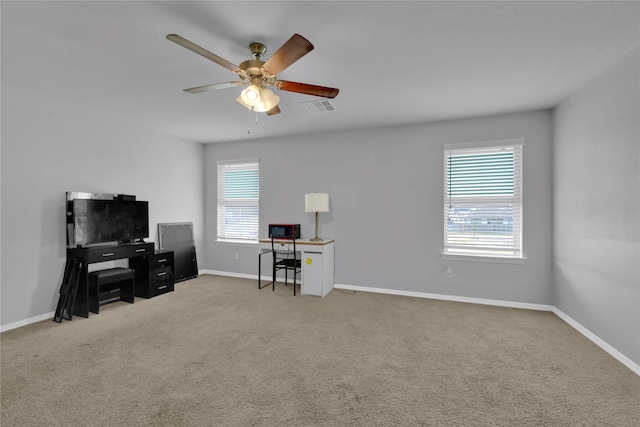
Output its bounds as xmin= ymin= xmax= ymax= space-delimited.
xmin=444 ymin=141 xmax=522 ymax=257
xmin=217 ymin=160 xmax=259 ymax=241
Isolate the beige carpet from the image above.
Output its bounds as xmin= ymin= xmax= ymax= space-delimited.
xmin=1 ymin=274 xmax=639 ymax=426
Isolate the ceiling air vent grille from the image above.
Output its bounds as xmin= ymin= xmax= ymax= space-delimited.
xmin=301 ymin=99 xmax=336 ymax=113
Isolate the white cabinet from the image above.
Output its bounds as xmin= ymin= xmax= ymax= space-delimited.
xmin=301 ymin=242 xmax=335 ymax=297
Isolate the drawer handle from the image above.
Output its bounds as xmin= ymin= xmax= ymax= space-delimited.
xmin=157 ymin=258 xmax=167 ymax=263
xmin=158 ymin=285 xmax=168 ymax=290
xmin=135 ymin=248 xmax=146 ymax=253
xmin=157 ymin=272 xmax=167 ymax=277
xmin=101 ymin=253 xmax=114 ymax=257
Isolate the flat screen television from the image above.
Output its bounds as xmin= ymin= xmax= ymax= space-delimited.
xmin=71 ymin=199 xmax=149 ymax=247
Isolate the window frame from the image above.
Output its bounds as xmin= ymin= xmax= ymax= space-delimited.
xmin=442 ymin=139 xmax=525 ymax=262
xmin=216 ymin=159 xmax=259 ymax=244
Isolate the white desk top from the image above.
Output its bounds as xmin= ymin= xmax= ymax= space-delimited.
xmin=259 ymin=239 xmax=334 ymax=246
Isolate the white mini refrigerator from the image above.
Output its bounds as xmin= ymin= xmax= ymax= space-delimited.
xmin=301 ymin=242 xmax=335 ymax=297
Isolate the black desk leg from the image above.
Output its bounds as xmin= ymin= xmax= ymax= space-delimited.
xmin=258 ymin=251 xmax=275 ymax=290
xmin=258 ymin=251 xmax=262 ymax=290
xmin=73 ymin=266 xmax=90 ymax=318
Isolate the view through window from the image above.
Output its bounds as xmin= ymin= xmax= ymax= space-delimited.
xmin=217 ymin=160 xmax=259 ymax=242
xmin=444 ymin=140 xmax=523 ymax=258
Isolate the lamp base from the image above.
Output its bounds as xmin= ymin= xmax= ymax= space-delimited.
xmin=310 ymin=211 xmax=323 ymax=242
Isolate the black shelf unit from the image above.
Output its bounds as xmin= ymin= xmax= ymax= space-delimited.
xmin=131 ymin=250 xmax=175 ymax=298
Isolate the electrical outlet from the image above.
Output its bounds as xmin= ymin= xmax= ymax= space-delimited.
xmin=445 ymin=266 xmax=453 ymax=279
xmin=235 ymin=252 xmax=240 ymax=260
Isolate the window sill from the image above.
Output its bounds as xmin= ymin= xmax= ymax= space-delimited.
xmin=216 ymin=239 xmax=258 ymax=246
xmin=441 ymin=253 xmax=527 ymax=264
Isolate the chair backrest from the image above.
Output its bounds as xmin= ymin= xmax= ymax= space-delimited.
xmin=271 ymin=235 xmax=297 ymax=260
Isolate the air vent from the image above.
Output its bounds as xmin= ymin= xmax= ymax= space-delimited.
xmin=301 ymin=99 xmax=336 ymax=113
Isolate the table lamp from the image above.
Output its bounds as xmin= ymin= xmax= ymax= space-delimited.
xmin=305 ymin=193 xmax=330 ymax=241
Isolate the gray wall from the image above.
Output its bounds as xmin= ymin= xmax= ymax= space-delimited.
xmin=1 ymin=85 xmax=204 ymax=327
xmin=204 ymin=110 xmax=553 ymax=305
xmin=553 ymin=48 xmax=640 ymax=365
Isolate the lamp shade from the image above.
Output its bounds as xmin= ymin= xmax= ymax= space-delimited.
xmin=305 ymin=193 xmax=330 ymax=213
xmin=236 ymin=95 xmax=251 ymax=109
xmin=253 ymin=88 xmax=280 ymax=112
xmin=240 ymin=84 xmax=261 ymax=107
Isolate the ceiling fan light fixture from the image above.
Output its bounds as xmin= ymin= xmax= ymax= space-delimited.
xmin=240 ymin=83 xmax=261 ymax=107
xmin=238 ymin=85 xmax=280 ymax=113
xmin=235 ymin=95 xmax=251 ymax=110
xmin=254 ymin=88 xmax=280 ymax=112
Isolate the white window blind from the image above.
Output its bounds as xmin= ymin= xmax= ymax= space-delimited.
xmin=217 ymin=160 xmax=259 ymax=242
xmin=444 ymin=140 xmax=523 ymax=258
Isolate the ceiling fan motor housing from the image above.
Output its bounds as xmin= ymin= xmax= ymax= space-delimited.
xmin=239 ymin=59 xmax=276 ymax=85
xmin=249 ymin=42 xmax=267 ymax=59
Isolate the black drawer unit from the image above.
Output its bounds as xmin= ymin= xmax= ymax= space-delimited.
xmin=80 ymin=242 xmax=153 ymax=264
xmin=131 ymin=250 xmax=174 ymax=298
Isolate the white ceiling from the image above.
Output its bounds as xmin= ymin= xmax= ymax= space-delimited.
xmin=2 ymin=1 xmax=639 ymax=144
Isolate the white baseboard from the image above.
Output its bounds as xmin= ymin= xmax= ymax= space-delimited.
xmin=4 ymin=272 xmax=639 ymax=376
xmin=1 ymin=311 xmax=55 ymax=333
xmin=200 ymin=269 xmax=278 ymax=282
xmin=199 ymin=269 xmax=263 ymax=280
xmin=200 ymin=269 xmax=292 ymax=284
xmin=334 ymin=283 xmax=554 ymax=311
xmin=551 ymin=307 xmax=640 ymax=376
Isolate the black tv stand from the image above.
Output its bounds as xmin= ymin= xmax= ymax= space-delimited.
xmin=67 ymin=242 xmax=155 ymax=318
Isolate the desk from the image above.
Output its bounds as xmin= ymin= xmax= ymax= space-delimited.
xmin=67 ymin=242 xmax=154 ymax=317
xmin=258 ymin=239 xmax=335 ymax=297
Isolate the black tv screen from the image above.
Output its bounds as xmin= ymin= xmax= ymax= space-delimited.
xmin=73 ymin=199 xmax=149 ymax=246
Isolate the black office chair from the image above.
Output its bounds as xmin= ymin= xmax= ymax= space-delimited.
xmin=271 ymin=236 xmax=302 ymax=295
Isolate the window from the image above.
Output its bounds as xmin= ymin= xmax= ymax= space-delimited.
xmin=444 ymin=139 xmax=523 ymax=258
xmin=217 ymin=160 xmax=259 ymax=242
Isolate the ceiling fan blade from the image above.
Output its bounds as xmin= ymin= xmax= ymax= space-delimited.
xmin=166 ymin=34 xmax=241 ymax=73
xmin=266 ymin=105 xmax=281 ymax=116
xmin=184 ymin=81 xmax=246 ymax=94
xmin=262 ymin=34 xmax=314 ymax=76
xmin=274 ymin=80 xmax=339 ymax=98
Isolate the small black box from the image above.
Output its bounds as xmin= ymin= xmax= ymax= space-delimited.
xmin=269 ymin=224 xmax=301 ymax=239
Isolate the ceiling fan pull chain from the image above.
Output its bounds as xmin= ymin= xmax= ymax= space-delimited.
xmin=247 ymin=106 xmax=252 ymax=134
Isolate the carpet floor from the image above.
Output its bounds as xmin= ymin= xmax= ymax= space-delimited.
xmin=1 ymin=274 xmax=639 ymax=426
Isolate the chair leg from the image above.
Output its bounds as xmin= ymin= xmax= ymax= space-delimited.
xmin=272 ymin=264 xmax=276 ymax=291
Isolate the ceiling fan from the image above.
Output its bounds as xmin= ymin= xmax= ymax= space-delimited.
xmin=166 ymin=33 xmax=339 ymax=116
